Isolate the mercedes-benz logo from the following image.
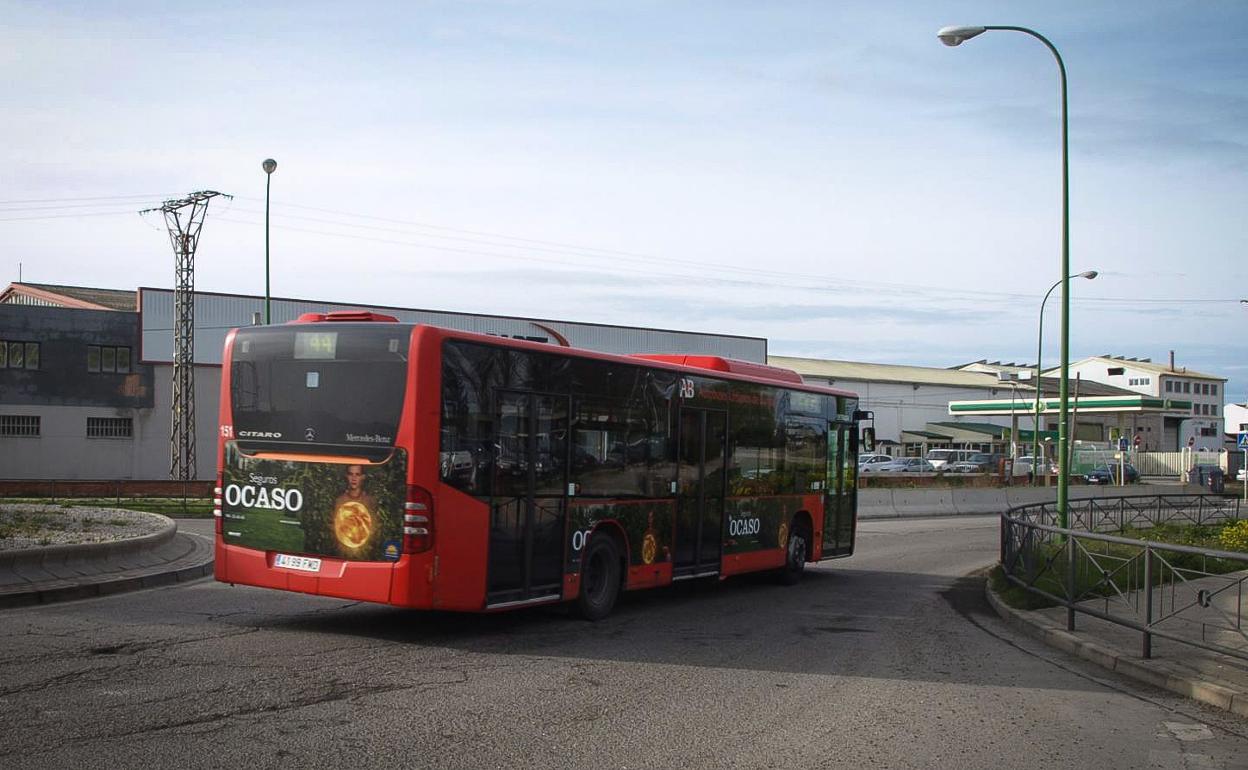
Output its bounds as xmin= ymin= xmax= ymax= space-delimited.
xmin=304 ymin=427 xmax=316 ymax=441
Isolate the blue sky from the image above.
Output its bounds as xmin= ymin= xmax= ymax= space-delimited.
xmin=3 ymin=1 xmax=1246 ymax=402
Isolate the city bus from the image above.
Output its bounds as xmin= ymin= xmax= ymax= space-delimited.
xmin=214 ymin=311 xmax=865 ymax=619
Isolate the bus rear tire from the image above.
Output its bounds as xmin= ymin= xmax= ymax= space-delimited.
xmin=577 ymin=534 xmax=621 ymax=621
xmin=778 ymin=521 xmax=809 ymax=586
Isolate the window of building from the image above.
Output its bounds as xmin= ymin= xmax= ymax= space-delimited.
xmin=87 ymin=345 xmax=131 ymax=374
xmin=1211 ymin=404 xmax=1218 ymax=417
xmin=1142 ymin=377 xmax=1150 ymax=385
xmin=1183 ymin=382 xmax=1191 ymax=393
xmin=87 ymin=417 xmax=133 ymax=439
xmin=1 ymin=340 xmax=40 ymax=370
xmin=0 ymin=415 xmax=40 ymax=437
xmin=1193 ymin=404 xmax=1199 ymax=415
xmin=1165 ymin=381 xmax=1173 ymax=393
xmin=1107 ymin=367 xmax=1125 ymax=376
xmin=1212 ymin=384 xmax=1218 ymax=396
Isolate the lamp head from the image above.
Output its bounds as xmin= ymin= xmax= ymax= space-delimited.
xmin=1079 ymin=270 xmax=1098 ymax=280
xmin=937 ymin=25 xmax=987 ymax=46
xmin=262 ymin=158 xmax=277 ymax=175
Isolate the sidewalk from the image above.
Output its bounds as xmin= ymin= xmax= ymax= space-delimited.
xmin=0 ymin=518 xmax=214 ymax=609
xmin=986 ymin=576 xmax=1248 ymax=717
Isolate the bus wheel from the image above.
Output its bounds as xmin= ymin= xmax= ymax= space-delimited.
xmin=778 ymin=521 xmax=809 ymax=586
xmin=577 ymin=534 xmax=621 ymax=621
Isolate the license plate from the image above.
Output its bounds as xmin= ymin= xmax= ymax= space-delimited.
xmin=274 ymin=554 xmax=322 ymax=572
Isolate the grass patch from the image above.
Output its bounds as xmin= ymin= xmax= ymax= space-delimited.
xmin=1 ymin=496 xmax=213 ymax=518
xmin=992 ymin=519 xmax=1248 ymax=611
xmin=0 ymin=509 xmax=61 ymax=540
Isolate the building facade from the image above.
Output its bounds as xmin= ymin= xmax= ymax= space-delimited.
xmin=1 ymin=283 xmax=766 ymax=481
xmin=1057 ymin=355 xmax=1226 ymax=450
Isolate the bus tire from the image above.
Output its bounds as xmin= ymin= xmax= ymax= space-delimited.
xmin=577 ymin=534 xmax=622 ymax=621
xmin=778 ymin=520 xmax=809 ymax=586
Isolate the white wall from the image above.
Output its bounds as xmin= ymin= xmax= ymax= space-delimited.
xmin=0 ymin=365 xmax=221 ymax=481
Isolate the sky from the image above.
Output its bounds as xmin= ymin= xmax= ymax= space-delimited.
xmin=3 ymin=1 xmax=1246 ymax=402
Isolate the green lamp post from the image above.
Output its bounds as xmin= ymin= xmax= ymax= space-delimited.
xmin=262 ymin=158 xmax=277 ymax=324
xmin=1033 ymin=271 xmax=1097 ymax=483
xmin=938 ymin=25 xmax=1075 ymax=528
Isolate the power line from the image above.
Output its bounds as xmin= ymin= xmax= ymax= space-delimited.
xmin=213 ymin=212 xmax=1242 ymax=307
xmin=0 ymin=193 xmax=180 ymax=205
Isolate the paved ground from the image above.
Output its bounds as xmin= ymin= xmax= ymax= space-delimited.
xmin=2 ymin=516 xmax=1248 ymax=769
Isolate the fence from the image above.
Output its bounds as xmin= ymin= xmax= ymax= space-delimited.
xmin=1001 ymin=493 xmax=1248 ymax=661
xmin=0 ymin=479 xmax=213 ymax=501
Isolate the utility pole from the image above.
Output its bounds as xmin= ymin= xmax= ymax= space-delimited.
xmin=141 ymin=190 xmax=231 ymax=482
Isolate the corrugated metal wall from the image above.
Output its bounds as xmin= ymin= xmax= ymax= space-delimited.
xmin=138 ymin=288 xmax=766 ymax=365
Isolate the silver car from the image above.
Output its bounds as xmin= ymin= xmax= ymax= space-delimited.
xmin=875 ymin=457 xmax=937 ymax=473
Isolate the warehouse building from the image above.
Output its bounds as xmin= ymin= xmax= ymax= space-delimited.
xmin=0 ymin=282 xmax=765 ymax=481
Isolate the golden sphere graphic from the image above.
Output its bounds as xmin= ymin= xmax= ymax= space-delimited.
xmin=334 ymin=501 xmax=374 ymax=550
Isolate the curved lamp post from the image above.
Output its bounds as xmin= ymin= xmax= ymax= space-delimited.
xmin=1033 ymin=271 xmax=1098 ymax=481
xmin=262 ymin=158 xmax=277 ymax=324
xmin=938 ymin=24 xmax=1075 ymax=527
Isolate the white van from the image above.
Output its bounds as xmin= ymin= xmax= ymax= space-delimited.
xmin=925 ymin=449 xmax=976 ymax=471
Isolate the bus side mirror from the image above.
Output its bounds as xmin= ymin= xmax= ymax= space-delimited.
xmin=862 ymin=427 xmax=876 ymax=452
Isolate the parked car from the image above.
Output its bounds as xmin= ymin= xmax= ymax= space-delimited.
xmin=875 ymin=457 xmax=937 ymax=473
xmin=1084 ymin=462 xmax=1140 ymax=485
xmin=857 ymin=454 xmax=893 ymax=473
xmin=924 ymin=449 xmax=975 ymax=471
xmin=1012 ymin=456 xmax=1057 ymax=477
xmin=948 ymin=452 xmax=1004 ymax=474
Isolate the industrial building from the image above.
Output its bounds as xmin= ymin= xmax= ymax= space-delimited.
xmin=0 ymin=282 xmax=765 ymax=481
xmin=0 ymin=281 xmax=1230 ymax=479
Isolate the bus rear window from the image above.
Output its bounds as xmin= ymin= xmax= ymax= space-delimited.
xmin=230 ymin=325 xmax=409 ymax=449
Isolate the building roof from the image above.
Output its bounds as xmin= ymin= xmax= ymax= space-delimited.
xmin=769 ymin=355 xmax=1021 ymax=390
xmin=1048 ymin=355 xmax=1225 ymax=382
xmin=927 ymin=421 xmax=1007 ymax=438
xmin=0 ymin=282 xmax=137 ymax=311
xmin=901 ymin=430 xmax=953 ymax=440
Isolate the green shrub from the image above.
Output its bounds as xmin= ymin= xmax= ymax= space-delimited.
xmin=1219 ymin=520 xmax=1248 ymax=552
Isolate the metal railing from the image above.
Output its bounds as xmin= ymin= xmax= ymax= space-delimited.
xmin=1001 ymin=494 xmax=1247 ymax=661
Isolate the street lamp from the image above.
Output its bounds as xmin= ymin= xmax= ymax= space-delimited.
xmin=1033 ymin=270 xmax=1098 ymax=482
xmin=938 ymin=24 xmax=1075 ymax=528
xmin=262 ymin=158 xmax=277 ymax=324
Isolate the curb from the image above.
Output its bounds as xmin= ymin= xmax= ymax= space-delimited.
xmin=0 ymin=511 xmax=177 ymax=570
xmin=983 ymin=573 xmax=1248 ymax=718
xmin=0 ymin=550 xmax=214 ymax=609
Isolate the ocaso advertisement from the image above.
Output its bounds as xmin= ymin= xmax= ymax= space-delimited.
xmin=221 ymin=444 xmax=407 ymax=561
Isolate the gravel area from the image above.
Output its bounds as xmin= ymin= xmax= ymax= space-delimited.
xmin=0 ymin=504 xmax=169 ymax=551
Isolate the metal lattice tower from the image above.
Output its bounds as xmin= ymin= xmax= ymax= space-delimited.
xmin=141 ymin=190 xmax=231 ymax=481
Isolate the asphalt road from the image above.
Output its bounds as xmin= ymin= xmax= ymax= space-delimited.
xmin=3 ymin=516 xmax=1248 ymax=769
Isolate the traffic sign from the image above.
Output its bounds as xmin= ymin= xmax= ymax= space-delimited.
xmin=1117 ymin=437 xmax=1129 ymax=451
xmin=1239 ymin=432 xmax=1248 ymax=449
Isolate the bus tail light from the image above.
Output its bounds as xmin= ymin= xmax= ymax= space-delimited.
xmin=214 ymin=474 xmax=224 ymax=535
xmin=403 ymin=485 xmax=434 ymax=554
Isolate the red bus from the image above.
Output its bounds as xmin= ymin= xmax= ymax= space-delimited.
xmin=214 ymin=312 xmax=865 ymax=619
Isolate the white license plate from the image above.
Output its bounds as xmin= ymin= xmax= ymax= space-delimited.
xmin=274 ymin=554 xmax=322 ymax=573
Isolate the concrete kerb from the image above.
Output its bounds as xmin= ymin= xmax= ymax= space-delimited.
xmin=0 ymin=513 xmax=215 ymax=609
xmin=0 ymin=514 xmax=176 ymax=571
xmin=982 ymin=570 xmax=1248 ymax=718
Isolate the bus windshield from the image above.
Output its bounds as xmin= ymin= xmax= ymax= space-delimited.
xmin=229 ymin=325 xmax=409 ymax=450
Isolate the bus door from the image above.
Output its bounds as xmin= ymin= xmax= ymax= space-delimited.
xmin=674 ymin=408 xmax=727 ymax=577
xmin=488 ymin=391 xmax=568 ymax=607
xmin=823 ymin=423 xmax=855 ymax=557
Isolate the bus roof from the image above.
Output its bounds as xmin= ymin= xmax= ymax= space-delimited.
xmin=425 ymin=323 xmax=857 ymax=398
xmin=260 ymin=319 xmax=858 ymax=398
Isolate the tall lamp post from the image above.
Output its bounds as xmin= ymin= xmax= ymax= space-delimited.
xmin=1033 ymin=270 xmax=1098 ymax=483
xmin=938 ymin=24 xmax=1075 ymax=527
xmin=262 ymin=158 xmax=277 ymax=324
